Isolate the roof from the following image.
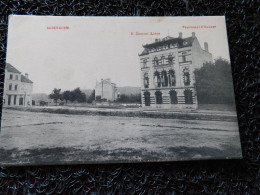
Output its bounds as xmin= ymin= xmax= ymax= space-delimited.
xmin=139 ymin=48 xmax=149 ymax=56
xmin=6 ymin=63 xmax=21 ymax=73
xmin=96 ymin=79 xmax=116 ymax=88
xmin=139 ymin=36 xmax=195 ymax=56
xmin=21 ymin=74 xmax=33 ymax=83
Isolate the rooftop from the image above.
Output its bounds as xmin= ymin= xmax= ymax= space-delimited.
xmin=6 ymin=63 xmax=21 ymax=74
xmin=21 ymin=74 xmax=33 ymax=83
xmin=6 ymin=63 xmax=33 ymax=83
xmin=139 ymin=33 xmax=196 ymax=56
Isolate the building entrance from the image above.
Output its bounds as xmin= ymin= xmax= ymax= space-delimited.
xmin=144 ymin=91 xmax=150 ymax=106
xmin=8 ymin=95 xmax=11 ymax=105
xmin=19 ymin=97 xmax=24 ymax=105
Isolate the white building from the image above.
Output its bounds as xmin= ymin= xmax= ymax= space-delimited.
xmin=3 ymin=63 xmax=33 ymax=106
xmin=95 ymin=79 xmax=118 ymax=101
xmin=139 ymin=32 xmax=213 ymax=109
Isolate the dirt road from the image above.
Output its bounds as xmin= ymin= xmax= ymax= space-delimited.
xmin=0 ymin=109 xmax=242 ymax=165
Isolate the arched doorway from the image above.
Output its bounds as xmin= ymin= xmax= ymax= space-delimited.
xmin=144 ymin=91 xmax=150 ymax=106
xmin=184 ymin=89 xmax=193 ymax=104
xmin=155 ymin=91 xmax=162 ymax=104
xmin=169 ymin=90 xmax=178 ymax=104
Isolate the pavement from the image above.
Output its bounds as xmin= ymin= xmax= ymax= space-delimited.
xmin=0 ymin=109 xmax=242 ymax=165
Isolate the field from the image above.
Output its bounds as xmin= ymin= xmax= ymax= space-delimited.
xmin=0 ymin=108 xmax=242 ymax=165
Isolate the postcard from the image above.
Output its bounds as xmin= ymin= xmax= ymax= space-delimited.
xmin=0 ymin=15 xmax=242 ymax=165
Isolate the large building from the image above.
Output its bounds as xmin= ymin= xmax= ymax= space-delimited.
xmin=3 ymin=63 xmax=33 ymax=106
xmin=95 ymin=78 xmax=118 ymax=101
xmin=139 ymin=32 xmax=213 ymax=109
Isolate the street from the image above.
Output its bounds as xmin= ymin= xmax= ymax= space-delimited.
xmin=0 ymin=109 xmax=242 ymax=165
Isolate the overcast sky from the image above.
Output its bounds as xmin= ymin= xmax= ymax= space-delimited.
xmin=6 ymin=16 xmax=230 ymax=94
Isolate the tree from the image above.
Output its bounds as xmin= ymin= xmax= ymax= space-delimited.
xmin=62 ymin=90 xmax=71 ymax=105
xmin=87 ymin=90 xmax=95 ymax=103
xmin=117 ymin=94 xmax=141 ymax=103
xmin=49 ymin=88 xmax=62 ymax=106
xmin=70 ymin=88 xmax=86 ymax=103
xmin=194 ymin=58 xmax=235 ymax=104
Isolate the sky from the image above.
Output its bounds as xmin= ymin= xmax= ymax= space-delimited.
xmin=6 ymin=16 xmax=231 ymax=94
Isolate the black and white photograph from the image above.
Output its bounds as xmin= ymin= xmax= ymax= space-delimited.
xmin=0 ymin=16 xmax=242 ymax=165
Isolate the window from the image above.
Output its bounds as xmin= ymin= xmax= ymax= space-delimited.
xmin=15 ymin=75 xmax=18 ymax=80
xmin=143 ymin=59 xmax=147 ymax=68
xmin=154 ymin=71 xmax=161 ymax=87
xmin=154 ymin=57 xmax=159 ymax=66
xmin=161 ymin=70 xmax=168 ymax=87
xmin=9 ymin=83 xmax=12 ymax=91
xmin=144 ymin=91 xmax=150 ymax=106
xmin=9 ymin=74 xmax=13 ymax=80
xmin=182 ymin=55 xmax=186 ymax=62
xmin=144 ymin=73 xmax=149 ymax=88
xmin=161 ymin=56 xmax=165 ymax=65
xmin=155 ymin=91 xmax=163 ymax=104
xmin=168 ymin=55 xmax=173 ymax=65
xmin=169 ymin=90 xmax=178 ymax=104
xmin=15 ymin=84 xmax=18 ymax=91
xmin=169 ymin=69 xmax=176 ymax=86
xmin=184 ymin=89 xmax=193 ymax=104
xmin=183 ymin=69 xmax=190 ymax=86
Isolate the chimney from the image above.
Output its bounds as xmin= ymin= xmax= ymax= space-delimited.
xmin=192 ymin=32 xmax=195 ymax=38
xmin=25 ymin=73 xmax=28 ymax=79
xmin=204 ymin=42 xmax=209 ymax=52
xmin=179 ymin=32 xmax=183 ymax=38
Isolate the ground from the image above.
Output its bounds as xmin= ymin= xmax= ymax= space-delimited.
xmin=0 ymin=108 xmax=242 ymax=165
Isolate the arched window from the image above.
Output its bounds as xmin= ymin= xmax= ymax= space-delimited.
xmin=154 ymin=57 xmax=159 ymax=66
xmin=155 ymin=91 xmax=163 ymax=104
xmin=144 ymin=91 xmax=150 ymax=106
xmin=182 ymin=54 xmax=186 ymax=62
xmin=143 ymin=59 xmax=147 ymax=68
xmin=168 ymin=69 xmax=176 ymax=86
xmin=169 ymin=90 xmax=178 ymax=104
xmin=144 ymin=73 xmax=149 ymax=88
xmin=161 ymin=70 xmax=168 ymax=87
xmin=183 ymin=69 xmax=190 ymax=86
xmin=161 ymin=56 xmax=165 ymax=65
xmin=168 ymin=55 xmax=173 ymax=65
xmin=154 ymin=71 xmax=161 ymax=87
xmin=184 ymin=89 xmax=193 ymax=104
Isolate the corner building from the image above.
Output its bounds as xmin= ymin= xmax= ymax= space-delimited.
xmin=139 ymin=32 xmax=213 ymax=109
xmin=3 ymin=63 xmax=33 ymax=106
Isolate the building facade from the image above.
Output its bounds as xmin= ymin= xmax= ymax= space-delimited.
xmin=3 ymin=63 xmax=33 ymax=106
xmin=139 ymin=32 xmax=213 ymax=109
xmin=95 ymin=78 xmax=118 ymax=101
